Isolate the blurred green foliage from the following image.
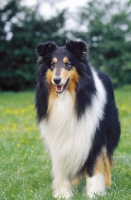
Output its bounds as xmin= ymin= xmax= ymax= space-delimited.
xmin=73 ymin=0 xmax=131 ymax=87
xmin=0 ymin=0 xmax=131 ymax=90
xmin=0 ymin=0 xmax=66 ymax=91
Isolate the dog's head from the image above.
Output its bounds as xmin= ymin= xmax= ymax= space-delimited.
xmin=36 ymin=40 xmax=87 ymax=94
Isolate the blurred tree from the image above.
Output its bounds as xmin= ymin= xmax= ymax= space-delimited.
xmin=73 ymin=0 xmax=131 ymax=86
xmin=0 ymin=0 xmax=66 ymax=91
xmin=1 ymin=0 xmax=131 ymax=90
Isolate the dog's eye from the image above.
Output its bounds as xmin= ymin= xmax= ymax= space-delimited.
xmin=65 ymin=62 xmax=72 ymax=69
xmin=51 ymin=63 xmax=55 ymax=70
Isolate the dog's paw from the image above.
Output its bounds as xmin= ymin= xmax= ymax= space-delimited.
xmin=87 ymin=188 xmax=105 ymax=199
xmin=53 ymin=188 xmax=73 ymax=199
xmin=53 ymin=179 xmax=74 ymax=199
xmin=86 ymin=173 xmax=106 ymax=199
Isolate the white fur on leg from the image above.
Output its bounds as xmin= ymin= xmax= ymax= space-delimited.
xmin=86 ymin=173 xmax=106 ymax=198
xmin=53 ymin=178 xmax=73 ymax=199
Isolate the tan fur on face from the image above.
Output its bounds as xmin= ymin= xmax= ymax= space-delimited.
xmin=46 ymin=67 xmax=79 ymax=93
xmin=46 ymin=69 xmax=57 ymax=114
xmin=52 ymin=57 xmax=57 ymax=64
xmin=46 ymin=69 xmax=52 ymax=84
xmin=60 ymin=68 xmax=79 ymax=90
xmin=60 ymin=67 xmax=79 ymax=103
xmin=46 ymin=68 xmax=56 ymax=84
xmin=68 ymin=68 xmax=79 ymax=93
xmin=46 ymin=67 xmax=79 ymax=113
xmin=48 ymin=67 xmax=79 ymax=95
xmin=63 ymin=57 xmax=69 ymax=63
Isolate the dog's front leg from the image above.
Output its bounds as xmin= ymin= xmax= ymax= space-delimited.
xmin=52 ymin=172 xmax=74 ymax=199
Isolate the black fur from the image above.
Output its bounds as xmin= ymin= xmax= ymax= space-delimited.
xmin=65 ymin=41 xmax=96 ymax=118
xmin=85 ymin=72 xmax=120 ymax=176
xmin=35 ymin=40 xmax=96 ymax=120
xmin=35 ymin=40 xmax=120 ymax=179
xmin=35 ymin=42 xmax=57 ymax=121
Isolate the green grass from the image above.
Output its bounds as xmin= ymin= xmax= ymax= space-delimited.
xmin=0 ymin=86 xmax=131 ymax=200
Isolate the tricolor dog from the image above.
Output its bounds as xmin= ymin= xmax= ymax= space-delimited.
xmin=35 ymin=40 xmax=120 ymax=199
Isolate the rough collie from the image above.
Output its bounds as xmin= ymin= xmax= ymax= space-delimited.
xmin=35 ymin=40 xmax=120 ymax=199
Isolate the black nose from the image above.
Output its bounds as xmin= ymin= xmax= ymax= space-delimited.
xmin=53 ymin=77 xmax=61 ymax=85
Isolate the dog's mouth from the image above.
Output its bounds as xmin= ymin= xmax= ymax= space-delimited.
xmin=55 ymin=78 xmax=69 ymax=94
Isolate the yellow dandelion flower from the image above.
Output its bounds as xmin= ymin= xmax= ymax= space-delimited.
xmin=35 ymin=136 xmax=38 ymax=140
xmin=2 ymin=126 xmax=5 ymax=131
xmin=26 ymin=127 xmax=33 ymax=131
xmin=17 ymin=144 xmax=20 ymax=147
xmin=12 ymin=124 xmax=16 ymax=130
xmin=21 ymin=138 xmax=25 ymax=143
xmin=5 ymin=108 xmax=11 ymax=113
xmin=20 ymin=109 xmax=25 ymax=114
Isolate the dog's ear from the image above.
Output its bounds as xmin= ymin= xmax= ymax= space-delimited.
xmin=66 ymin=40 xmax=87 ymax=57
xmin=36 ymin=42 xmax=56 ymax=56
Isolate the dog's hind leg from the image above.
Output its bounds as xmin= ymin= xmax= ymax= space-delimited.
xmin=104 ymin=154 xmax=112 ymax=187
xmin=86 ymin=148 xmax=107 ymax=198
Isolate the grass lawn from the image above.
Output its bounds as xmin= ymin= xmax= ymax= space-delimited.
xmin=0 ymin=86 xmax=131 ymax=200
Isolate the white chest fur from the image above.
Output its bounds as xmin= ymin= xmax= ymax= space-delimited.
xmin=40 ymin=71 xmax=106 ymax=179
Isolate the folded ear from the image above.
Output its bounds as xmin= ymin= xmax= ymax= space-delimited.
xmin=36 ymin=42 xmax=56 ymax=56
xmin=66 ymin=40 xmax=87 ymax=57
